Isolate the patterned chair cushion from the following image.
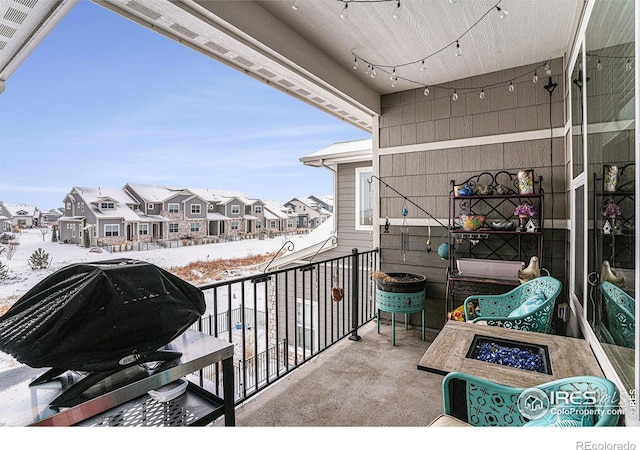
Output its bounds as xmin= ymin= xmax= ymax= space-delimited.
xmin=508 ymin=290 xmax=547 ymax=317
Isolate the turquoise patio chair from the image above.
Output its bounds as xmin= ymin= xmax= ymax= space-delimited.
xmin=463 ymin=276 xmax=562 ymax=333
xmin=442 ymin=372 xmax=620 ymax=427
xmin=600 ymin=281 xmax=635 ymax=348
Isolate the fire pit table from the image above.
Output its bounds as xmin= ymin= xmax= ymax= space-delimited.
xmin=375 ymin=273 xmax=426 ymax=346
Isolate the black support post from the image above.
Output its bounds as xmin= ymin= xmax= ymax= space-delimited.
xmin=349 ymin=248 xmax=361 ymax=341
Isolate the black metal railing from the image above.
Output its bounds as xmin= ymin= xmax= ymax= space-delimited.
xmin=190 ymin=248 xmax=379 ymax=406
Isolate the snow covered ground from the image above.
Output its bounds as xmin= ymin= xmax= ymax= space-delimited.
xmin=0 ymin=227 xmax=313 ymax=372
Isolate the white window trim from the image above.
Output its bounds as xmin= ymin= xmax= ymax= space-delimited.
xmin=296 ymin=298 xmax=318 ymax=353
xmin=104 ymin=224 xmax=119 ymax=237
xmin=231 ymin=205 xmax=241 ymax=215
xmin=169 ymin=223 xmax=179 ymax=233
xmin=139 ymin=223 xmax=149 ymax=235
xmin=355 ymin=167 xmax=373 ymax=231
xmin=190 ymin=222 xmax=200 ymax=233
xmin=191 ymin=204 xmax=202 ymax=214
xmin=168 ymin=203 xmax=179 ymax=214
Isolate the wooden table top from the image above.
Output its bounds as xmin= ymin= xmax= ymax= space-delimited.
xmin=418 ymin=320 xmax=604 ymax=387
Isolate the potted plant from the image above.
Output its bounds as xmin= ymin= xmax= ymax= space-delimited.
xmin=601 ymin=201 xmax=621 ymax=219
xmin=514 ymin=203 xmax=537 ymax=231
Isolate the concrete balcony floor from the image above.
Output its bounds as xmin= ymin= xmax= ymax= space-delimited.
xmin=227 ymin=320 xmax=445 ymax=427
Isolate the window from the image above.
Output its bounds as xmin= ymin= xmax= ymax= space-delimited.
xmin=231 ymin=205 xmax=240 ymax=215
xmin=254 ymin=205 xmax=262 ymax=214
xmin=100 ymin=202 xmax=115 ymax=209
xmin=80 ymin=203 xmax=84 ymax=213
xmin=355 ymin=167 xmax=373 ymax=230
xmin=191 ymin=204 xmax=201 ymax=214
xmin=139 ymin=224 xmax=149 ymax=235
xmin=256 ymin=220 xmax=262 ymax=229
xmin=168 ymin=203 xmax=179 ymax=214
xmin=169 ymin=223 xmax=179 ymax=233
xmin=231 ymin=221 xmax=239 ymax=230
xmin=296 ymin=299 xmax=318 ymax=353
xmin=148 ymin=204 xmax=155 ymax=210
xmin=270 ymin=220 xmax=277 ymax=228
xmin=209 ymin=204 xmax=215 ymax=210
xmin=105 ymin=224 xmax=119 ymax=237
xmin=191 ymin=223 xmax=200 ymax=233
xmin=66 ymin=203 xmax=71 ymax=210
xmin=287 ymin=219 xmax=294 ymax=228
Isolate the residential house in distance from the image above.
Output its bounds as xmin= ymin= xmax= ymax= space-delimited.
xmin=190 ymin=188 xmax=266 ymax=238
xmin=40 ymin=208 xmax=64 ymax=225
xmin=308 ymin=195 xmax=333 ymax=213
xmin=57 ymin=183 xmax=295 ymax=247
xmin=0 ymin=202 xmax=40 ymax=229
xmin=58 ymin=187 xmax=150 ymax=246
xmin=285 ymin=196 xmax=332 ymax=230
xmin=263 ymin=199 xmax=298 ymax=235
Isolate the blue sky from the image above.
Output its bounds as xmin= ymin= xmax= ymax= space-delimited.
xmin=0 ymin=1 xmax=369 ymax=210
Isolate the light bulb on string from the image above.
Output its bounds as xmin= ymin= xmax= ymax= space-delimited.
xmin=597 ymin=59 xmax=603 ymax=71
xmin=479 ymin=89 xmax=485 ymax=99
xmin=340 ymin=3 xmax=348 ymax=19
xmin=353 ymin=57 xmax=358 ymax=70
xmin=508 ymin=81 xmax=514 ymax=92
xmin=424 ymin=86 xmax=430 ymax=96
xmin=533 ymin=72 xmax=539 ymax=83
xmin=496 ymin=6 xmax=508 ymax=19
xmin=455 ymin=40 xmax=462 ymax=57
xmin=544 ymin=61 xmax=552 ymax=76
xmin=393 ymin=1 xmax=400 ymax=20
xmin=364 ymin=64 xmax=370 ymax=75
xmin=391 ymin=77 xmax=398 ymax=88
xmin=452 ymin=90 xmax=459 ymax=101
xmin=626 ymin=59 xmax=633 ymax=71
xmin=421 ymin=60 xmax=426 ymax=71
xmin=371 ymin=67 xmax=377 ymax=78
xmin=291 ymin=0 xmax=300 ymax=10
xmin=390 ymin=68 xmax=396 ymax=81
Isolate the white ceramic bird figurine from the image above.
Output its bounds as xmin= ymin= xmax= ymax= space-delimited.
xmin=518 ymin=256 xmax=541 ymax=284
xmin=601 ymin=260 xmax=624 ymax=287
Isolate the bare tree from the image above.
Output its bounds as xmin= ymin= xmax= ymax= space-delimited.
xmin=40 ymin=226 xmax=49 ymax=242
xmin=5 ymin=242 xmax=18 ymax=260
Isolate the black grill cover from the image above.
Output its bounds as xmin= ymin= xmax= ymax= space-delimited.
xmin=0 ymin=259 xmax=206 ymax=372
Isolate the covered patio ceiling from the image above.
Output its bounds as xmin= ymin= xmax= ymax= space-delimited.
xmin=0 ymin=0 xmax=588 ymax=132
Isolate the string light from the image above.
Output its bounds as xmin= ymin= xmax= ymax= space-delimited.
xmin=351 ymin=1 xmax=502 ymax=73
xmin=353 ymin=57 xmax=358 ymax=70
xmin=291 ymin=0 xmax=300 ymax=10
xmin=393 ymin=1 xmax=401 ymax=20
xmin=586 ymin=52 xmax=634 ymax=73
xmin=340 ymin=2 xmax=348 ymax=19
xmin=347 ymin=1 xmax=569 ymax=100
